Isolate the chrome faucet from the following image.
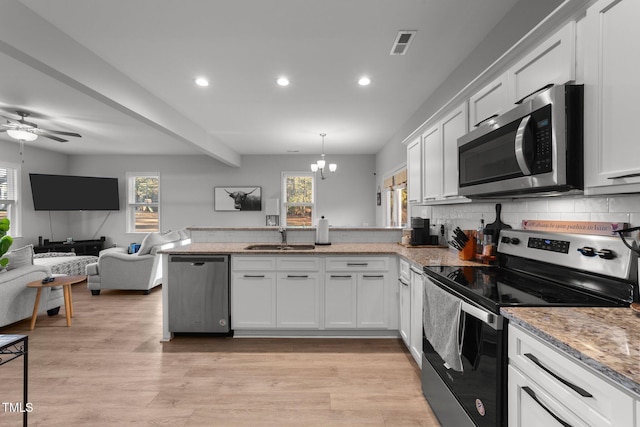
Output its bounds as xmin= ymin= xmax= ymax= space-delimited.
xmin=278 ymin=227 xmax=287 ymax=246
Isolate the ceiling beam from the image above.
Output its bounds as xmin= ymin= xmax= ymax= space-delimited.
xmin=0 ymin=2 xmax=241 ymax=167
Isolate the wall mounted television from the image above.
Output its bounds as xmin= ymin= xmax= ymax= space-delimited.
xmin=29 ymin=173 xmax=120 ymax=211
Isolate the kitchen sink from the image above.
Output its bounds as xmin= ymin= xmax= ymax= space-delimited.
xmin=244 ymin=244 xmax=316 ymax=251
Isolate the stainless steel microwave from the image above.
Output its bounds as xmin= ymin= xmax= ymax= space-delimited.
xmin=457 ymin=84 xmax=583 ymax=198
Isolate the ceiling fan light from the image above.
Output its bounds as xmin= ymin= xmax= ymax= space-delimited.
xmin=7 ymin=129 xmax=37 ymax=141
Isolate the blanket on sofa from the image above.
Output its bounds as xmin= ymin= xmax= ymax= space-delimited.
xmin=33 ymin=252 xmax=98 ymax=276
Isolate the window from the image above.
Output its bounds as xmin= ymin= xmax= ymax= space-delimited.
xmin=0 ymin=162 xmax=20 ymax=236
xmin=127 ymin=172 xmax=159 ymax=233
xmin=282 ymin=172 xmax=314 ymax=227
xmin=384 ymin=168 xmax=407 ymax=228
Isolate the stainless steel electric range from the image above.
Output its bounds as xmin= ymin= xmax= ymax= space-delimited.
xmin=421 ymin=229 xmax=638 ymax=427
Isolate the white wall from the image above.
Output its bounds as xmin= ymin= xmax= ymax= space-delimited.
xmin=0 ymin=139 xmax=70 ymax=246
xmin=374 ymin=0 xmax=564 ymax=226
xmin=66 ymin=153 xmax=375 ymax=247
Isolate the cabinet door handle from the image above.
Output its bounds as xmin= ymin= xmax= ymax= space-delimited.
xmin=331 ymin=275 xmax=352 ymax=279
xmin=243 ymin=275 xmax=265 ymax=278
xmin=522 ymin=386 xmax=572 ymax=427
xmin=608 ymin=172 xmax=640 ymax=180
xmin=347 ymin=263 xmax=368 ymax=267
xmin=524 ymin=353 xmax=593 ymax=398
xmin=286 ymin=275 xmax=309 ymax=279
xmin=473 ymin=113 xmax=498 ymax=128
xmin=363 ymin=275 xmax=384 ymax=279
xmin=399 ymin=278 xmax=409 ymax=286
xmin=514 ymin=83 xmax=554 ymax=105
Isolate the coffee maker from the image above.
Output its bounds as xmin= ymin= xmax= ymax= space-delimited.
xmin=410 ymin=217 xmax=430 ymax=245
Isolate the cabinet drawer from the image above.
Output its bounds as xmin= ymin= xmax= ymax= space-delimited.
xmin=325 ymin=257 xmax=389 ymax=272
xmin=232 ymin=256 xmax=276 ymax=271
xmin=508 ymin=324 xmax=634 ymax=426
xmin=276 ymin=256 xmax=320 ymax=271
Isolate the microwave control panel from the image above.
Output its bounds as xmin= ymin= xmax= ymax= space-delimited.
xmin=531 ymin=105 xmax=553 ymax=174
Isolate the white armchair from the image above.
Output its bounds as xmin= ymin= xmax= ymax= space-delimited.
xmin=86 ymin=230 xmax=190 ymax=295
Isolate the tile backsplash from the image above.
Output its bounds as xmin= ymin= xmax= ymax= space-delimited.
xmin=425 ymin=194 xmax=640 ymax=232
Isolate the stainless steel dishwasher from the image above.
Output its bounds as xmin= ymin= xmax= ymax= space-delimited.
xmin=168 ymin=254 xmax=230 ymax=334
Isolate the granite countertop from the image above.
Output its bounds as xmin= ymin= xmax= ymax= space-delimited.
xmin=162 ymin=242 xmax=485 ymax=268
xmin=502 ymin=307 xmax=640 ymax=396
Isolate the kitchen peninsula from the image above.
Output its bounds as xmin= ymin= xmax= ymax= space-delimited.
xmin=160 ymin=233 xmax=484 ymax=343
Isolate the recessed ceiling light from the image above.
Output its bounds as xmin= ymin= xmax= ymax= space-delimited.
xmin=194 ymin=77 xmax=209 ymax=87
xmin=277 ymin=77 xmax=290 ymax=86
xmin=358 ymin=76 xmax=371 ymax=86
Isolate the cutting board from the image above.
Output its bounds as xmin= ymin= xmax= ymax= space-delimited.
xmin=484 ymin=203 xmax=511 ymax=242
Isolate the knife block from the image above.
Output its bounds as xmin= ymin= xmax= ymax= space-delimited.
xmin=458 ymin=230 xmax=476 ymax=260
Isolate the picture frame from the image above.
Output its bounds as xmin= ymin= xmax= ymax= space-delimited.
xmin=214 ymin=186 xmax=262 ymax=211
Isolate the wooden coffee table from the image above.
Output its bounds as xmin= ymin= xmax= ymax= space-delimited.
xmin=26 ymin=275 xmax=86 ymax=330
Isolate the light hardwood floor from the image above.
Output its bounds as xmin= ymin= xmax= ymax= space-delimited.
xmin=0 ymin=284 xmax=440 ymax=426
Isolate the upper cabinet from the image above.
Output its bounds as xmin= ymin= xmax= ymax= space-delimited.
xmin=421 ymin=124 xmax=441 ymax=201
xmin=583 ymin=0 xmax=640 ymax=195
xmin=507 ymin=22 xmax=576 ymax=103
xmin=406 ymin=136 xmax=422 ymax=203
xmin=441 ymin=102 xmax=468 ymax=198
xmin=412 ymin=102 xmax=468 ymax=204
xmin=469 ymin=74 xmax=509 ymax=129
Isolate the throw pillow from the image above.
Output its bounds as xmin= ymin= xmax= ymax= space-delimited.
xmin=6 ymin=244 xmax=34 ymax=271
xmin=137 ymin=232 xmax=165 ymax=256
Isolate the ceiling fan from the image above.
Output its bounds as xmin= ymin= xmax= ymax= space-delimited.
xmin=0 ymin=110 xmax=81 ymax=142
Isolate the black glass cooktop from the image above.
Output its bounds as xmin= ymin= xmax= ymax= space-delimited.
xmin=423 ymin=265 xmax=631 ymax=314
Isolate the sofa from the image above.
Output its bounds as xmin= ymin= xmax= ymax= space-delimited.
xmin=86 ymin=229 xmax=190 ymax=295
xmin=0 ymin=249 xmax=63 ymax=328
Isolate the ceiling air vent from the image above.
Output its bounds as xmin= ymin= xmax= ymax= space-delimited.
xmin=390 ymin=30 xmax=417 ymax=55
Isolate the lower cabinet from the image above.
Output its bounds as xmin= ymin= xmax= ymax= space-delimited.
xmin=409 ymin=267 xmax=423 ymax=367
xmin=276 ymin=272 xmax=320 ymax=328
xmin=508 ymin=323 xmax=635 ymax=426
xmin=232 ymin=255 xmax=396 ymax=332
xmin=324 ymin=256 xmax=394 ymax=330
xmin=231 ymin=272 xmax=277 ymax=329
xmin=399 ymin=275 xmax=411 ymax=345
xmin=325 ymin=273 xmax=357 ymax=328
xmin=356 ymin=273 xmax=388 ymax=328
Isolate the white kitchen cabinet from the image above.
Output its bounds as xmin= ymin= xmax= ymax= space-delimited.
xmin=421 ymin=124 xmax=441 ymax=201
xmin=399 ymin=275 xmax=411 ymax=346
xmin=469 ymin=73 xmax=510 ymax=128
xmin=407 ymin=136 xmax=422 ymax=203
xmin=507 ymin=21 xmax=576 ymax=104
xmin=441 ymin=102 xmax=468 ymax=199
xmin=325 ymin=256 xmax=395 ymax=330
xmin=408 ymin=267 xmax=423 ymax=368
xmin=583 ymin=0 xmax=640 ymax=194
xmin=356 ymin=273 xmax=388 ymax=328
xmin=508 ymin=365 xmax=590 ymax=427
xmin=508 ymin=323 xmax=635 ymax=426
xmin=276 ymin=272 xmax=320 ymax=328
xmin=325 ymin=273 xmax=357 ymax=329
xmin=232 ymin=255 xmax=320 ymax=330
xmin=231 ymin=271 xmax=277 ymax=329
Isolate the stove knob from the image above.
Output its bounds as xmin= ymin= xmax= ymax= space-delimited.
xmin=501 ymin=236 xmax=511 ymax=244
xmin=577 ymin=246 xmax=596 ymax=257
xmin=596 ymin=249 xmax=616 ymax=260
xmin=510 ymin=237 xmax=520 ymax=245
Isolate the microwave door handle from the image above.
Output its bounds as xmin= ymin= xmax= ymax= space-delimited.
xmin=515 ymin=115 xmax=533 ymax=176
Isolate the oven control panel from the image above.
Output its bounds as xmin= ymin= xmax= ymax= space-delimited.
xmin=527 ymin=237 xmax=570 ymax=253
xmin=498 ymin=229 xmax=634 ymax=281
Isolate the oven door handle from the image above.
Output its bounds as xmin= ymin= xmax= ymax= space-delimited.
xmin=514 ymin=115 xmax=533 ymax=176
xmin=460 ymin=301 xmax=501 ymax=330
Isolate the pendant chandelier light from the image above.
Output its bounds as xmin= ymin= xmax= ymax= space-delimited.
xmin=310 ymin=133 xmax=337 ymax=180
